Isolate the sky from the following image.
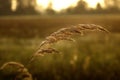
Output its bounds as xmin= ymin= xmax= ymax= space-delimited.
xmin=35 ymin=0 xmax=105 ymax=12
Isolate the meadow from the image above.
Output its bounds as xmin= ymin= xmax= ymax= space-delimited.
xmin=0 ymin=15 xmax=120 ymax=80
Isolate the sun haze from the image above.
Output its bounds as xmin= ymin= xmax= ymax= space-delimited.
xmin=85 ymin=0 xmax=105 ymax=9
xmin=51 ymin=0 xmax=79 ymax=11
xmin=36 ymin=0 xmax=79 ymax=12
xmin=35 ymin=0 xmax=105 ymax=12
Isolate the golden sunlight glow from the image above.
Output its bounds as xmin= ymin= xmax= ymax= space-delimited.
xmin=35 ymin=0 xmax=105 ymax=12
xmin=85 ymin=0 xmax=105 ymax=8
xmin=52 ymin=0 xmax=79 ymax=11
xmin=11 ymin=0 xmax=17 ymax=11
xmin=36 ymin=0 xmax=49 ymax=9
xmin=36 ymin=0 xmax=79 ymax=12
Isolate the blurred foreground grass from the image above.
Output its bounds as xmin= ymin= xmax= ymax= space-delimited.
xmin=0 ymin=33 xmax=120 ymax=80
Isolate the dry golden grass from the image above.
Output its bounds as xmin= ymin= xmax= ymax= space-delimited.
xmin=0 ymin=61 xmax=33 ymax=80
xmin=0 ymin=23 xmax=109 ymax=80
xmin=29 ymin=24 xmax=109 ymax=63
xmin=0 ymin=15 xmax=120 ymax=80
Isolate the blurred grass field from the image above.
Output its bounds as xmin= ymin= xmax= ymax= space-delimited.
xmin=0 ymin=15 xmax=120 ymax=38
xmin=0 ymin=15 xmax=120 ymax=80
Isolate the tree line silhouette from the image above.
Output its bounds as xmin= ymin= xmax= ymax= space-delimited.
xmin=0 ymin=0 xmax=120 ymax=15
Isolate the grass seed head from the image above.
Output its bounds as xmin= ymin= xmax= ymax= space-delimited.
xmin=29 ymin=24 xmax=109 ymax=63
xmin=0 ymin=61 xmax=24 ymax=70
